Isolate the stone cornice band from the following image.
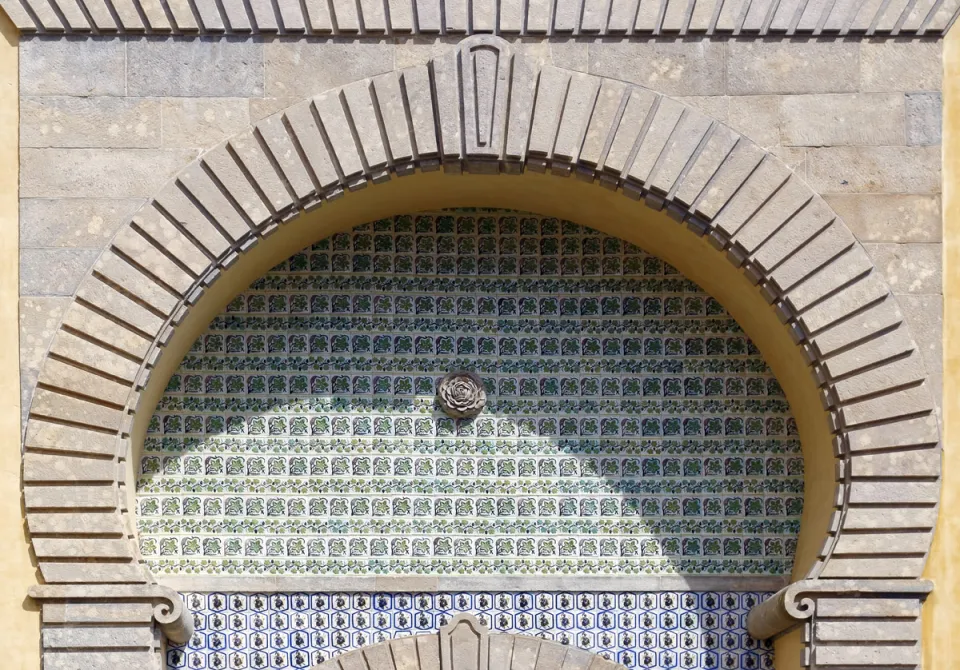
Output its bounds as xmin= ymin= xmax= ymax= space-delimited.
xmin=21 ymin=35 xmax=941 ymax=669
xmin=1 ymin=0 xmax=957 ymax=36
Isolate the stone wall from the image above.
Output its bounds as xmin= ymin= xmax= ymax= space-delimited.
xmin=18 ymin=37 xmax=944 ymax=433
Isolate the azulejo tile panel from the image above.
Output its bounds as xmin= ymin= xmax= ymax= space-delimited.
xmin=169 ymin=591 xmax=775 ymax=670
xmin=137 ymin=210 xmax=803 ymax=577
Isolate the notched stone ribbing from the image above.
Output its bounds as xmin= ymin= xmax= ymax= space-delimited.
xmin=6 ymin=0 xmax=954 ymax=33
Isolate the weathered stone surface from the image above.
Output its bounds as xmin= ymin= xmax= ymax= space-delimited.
xmin=20 ymin=248 xmax=99 ymax=296
xmin=627 ymin=97 xmax=685 ymax=183
xmin=21 ymin=96 xmax=162 ymax=148
xmin=671 ymin=126 xmax=739 ymax=207
xmin=38 ymin=562 xmax=148 ymax=584
xmin=177 ymin=163 xmax=255 ymax=241
xmin=161 ymin=98 xmax=251 ymax=148
xmin=861 ymin=40 xmax=942 ymax=93
xmin=38 ymin=358 xmax=133 ymax=407
xmin=23 ymin=484 xmax=118 ymax=509
xmin=824 ymin=194 xmax=941 ymax=243
xmin=832 ymin=531 xmax=932 ymax=555
xmin=648 ymin=110 xmax=713 ymax=195
xmin=780 ymin=93 xmax=905 ymax=147
xmin=20 ymin=198 xmax=142 ymax=248
xmin=49 ymin=330 xmax=141 ymax=383
xmin=390 ymin=636 xmax=419 ymax=670
xmin=731 ymin=177 xmax=812 ymax=254
xmin=61 ymin=303 xmax=152 ymax=359
xmin=33 ymin=538 xmax=134 ymax=559
xmin=588 ymin=40 xmax=725 ymax=96
xmin=848 ymin=449 xmax=940 ymax=478
xmin=111 ymin=227 xmax=195 ymax=294
xmin=818 ymin=557 xmax=926 ymax=579
xmin=812 ymin=296 xmax=903 ymax=359
xmin=674 ymin=95 xmax=728 ymax=123
xmin=42 ymin=625 xmax=154 ymax=649
xmin=19 ymin=297 xmax=70 ymax=428
xmin=264 ymin=40 xmax=395 ymax=98
xmin=81 ymin=259 xmax=175 ymax=328
xmin=712 ymin=157 xmax=791 ymax=238
xmin=393 ymin=37 xmax=456 ymax=69
xmin=813 ymin=644 xmax=920 ymax=665
xmin=725 ymin=95 xmax=779 ymax=149
xmin=817 ymin=597 xmax=921 ymax=618
xmin=693 ymin=141 xmax=765 ymax=219
xmin=815 ymin=620 xmax=921 ymax=642
xmin=24 ymin=419 xmax=120 ymax=456
xmin=899 ymin=293 xmax=943 ymax=373
xmin=807 ymin=146 xmax=940 ymax=195
xmin=846 ymin=414 xmax=939 ymax=452
xmin=29 ymin=510 xmax=124 ymax=538
xmin=249 ymin=97 xmax=299 ymax=123
xmin=42 ymin=601 xmax=155 ymax=625
xmin=840 ymin=380 xmax=935 ymax=427
xmin=27 ymin=391 xmax=123 ymax=438
xmin=603 ymin=87 xmax=658 ymax=174
xmin=21 ymin=148 xmax=199 ymax=198
xmin=848 ymin=480 xmax=939 ymax=506
xmin=726 ymin=41 xmax=859 ymax=94
xmin=127 ymin=38 xmax=264 ymax=97
xmin=769 ymin=146 xmax=806 ymax=175
xmin=783 ymin=244 xmax=872 ymax=310
xmin=906 ymin=92 xmax=942 ymax=146
xmin=842 ymin=507 xmax=939 ymax=530
xmin=822 ymin=325 xmax=916 ymax=379
xmin=131 ymin=206 xmax=210 ymax=275
xmin=864 ymin=243 xmax=941 ymax=295
xmin=20 ymin=37 xmax=125 ymax=96
xmin=24 ymin=450 xmax=119 ymax=482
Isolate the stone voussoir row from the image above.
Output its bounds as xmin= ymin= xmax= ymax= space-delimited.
xmin=2 ymin=0 xmax=958 ymax=35
xmin=21 ymin=34 xmax=939 ymax=668
xmin=311 ymin=613 xmax=626 ymax=670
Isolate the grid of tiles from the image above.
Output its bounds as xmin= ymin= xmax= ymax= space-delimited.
xmin=137 ymin=211 xmax=802 ymax=577
xmin=167 ymin=591 xmax=775 ymax=670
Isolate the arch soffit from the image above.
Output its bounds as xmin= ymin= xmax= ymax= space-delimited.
xmin=23 ymin=35 xmax=939 ymax=652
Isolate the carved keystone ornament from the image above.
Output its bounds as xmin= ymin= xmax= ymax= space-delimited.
xmin=437 ymin=371 xmax=487 ymax=418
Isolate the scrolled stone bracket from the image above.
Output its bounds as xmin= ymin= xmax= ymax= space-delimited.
xmin=748 ymin=579 xmax=933 ymax=668
xmin=29 ymin=583 xmax=195 ymax=644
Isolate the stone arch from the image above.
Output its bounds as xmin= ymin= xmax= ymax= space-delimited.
xmin=310 ymin=613 xmax=625 ymax=670
xmin=23 ymin=35 xmax=938 ymax=668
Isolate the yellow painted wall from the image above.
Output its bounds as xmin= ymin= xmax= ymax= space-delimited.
xmin=923 ymin=24 xmax=960 ymax=670
xmin=0 ymin=11 xmax=40 ymax=670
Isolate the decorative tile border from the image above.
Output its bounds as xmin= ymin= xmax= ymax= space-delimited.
xmin=137 ymin=211 xmax=801 ymax=578
xmin=169 ymin=590 xmax=775 ymax=670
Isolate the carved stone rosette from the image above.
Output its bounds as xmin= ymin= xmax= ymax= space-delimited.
xmin=437 ymin=371 xmax=487 ymax=419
